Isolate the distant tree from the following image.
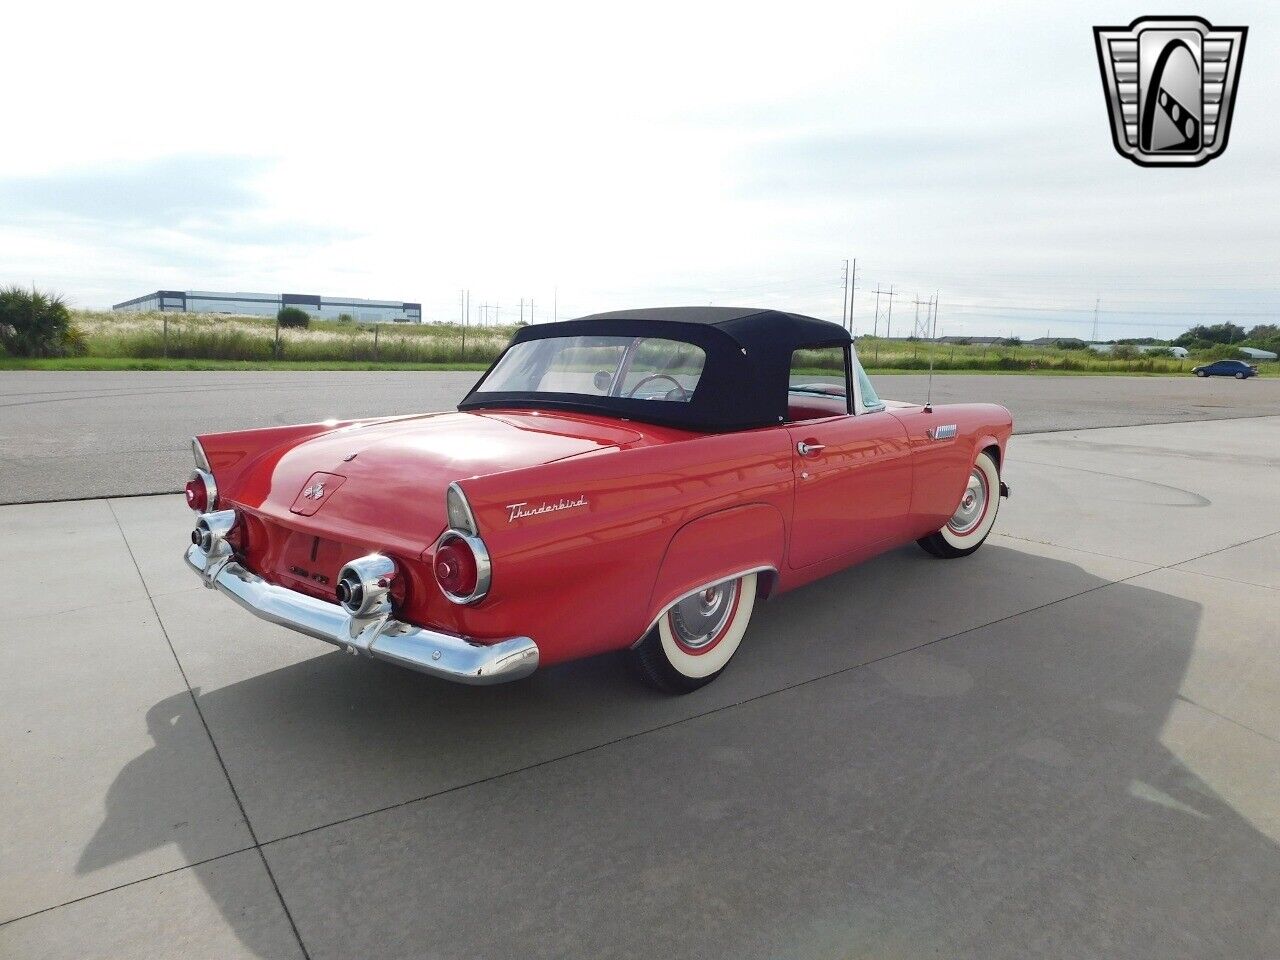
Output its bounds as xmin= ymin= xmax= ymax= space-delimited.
xmin=337 ymin=313 xmax=354 ymax=324
xmin=1173 ymin=323 xmax=1246 ymax=347
xmin=1144 ymin=347 xmax=1175 ymax=358
xmin=952 ymin=337 xmax=972 ymax=346
xmin=277 ymin=306 xmax=311 ymax=329
xmin=1199 ymin=343 xmax=1244 ymax=361
xmin=1244 ymin=324 xmax=1280 ymax=353
xmin=0 ymin=286 xmax=81 ymax=357
xmin=1000 ymin=336 xmax=1022 ymax=346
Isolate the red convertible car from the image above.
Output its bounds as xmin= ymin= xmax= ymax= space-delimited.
xmin=185 ymin=307 xmax=1012 ymax=692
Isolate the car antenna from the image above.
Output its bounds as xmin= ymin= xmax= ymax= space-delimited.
xmin=924 ymin=292 xmax=939 ymax=412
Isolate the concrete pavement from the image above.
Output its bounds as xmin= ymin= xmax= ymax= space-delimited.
xmin=1 ymin=416 xmax=1278 ymax=958
xmin=2 ymin=369 xmax=1277 ymax=502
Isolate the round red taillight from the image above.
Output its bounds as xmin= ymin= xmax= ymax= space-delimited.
xmin=185 ymin=475 xmax=208 ymax=513
xmin=434 ymin=537 xmax=478 ymax=598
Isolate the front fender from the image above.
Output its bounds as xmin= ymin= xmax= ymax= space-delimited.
xmin=644 ymin=503 xmax=785 ymax=635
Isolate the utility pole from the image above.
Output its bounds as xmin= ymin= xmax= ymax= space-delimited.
xmin=460 ymin=289 xmax=468 ymax=359
xmin=529 ymin=298 xmax=534 ymax=324
xmin=519 ymin=298 xmax=524 ymax=325
xmin=553 ymin=286 xmax=558 ymax=324
xmin=872 ymin=285 xmax=882 ymax=337
xmin=848 ymin=258 xmax=857 ymax=332
xmin=841 ymin=259 xmax=850 ymax=328
xmin=1092 ymin=297 xmax=1101 ymax=341
xmin=885 ymin=285 xmax=895 ymax=339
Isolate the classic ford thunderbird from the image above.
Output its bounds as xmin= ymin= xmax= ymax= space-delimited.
xmin=185 ymin=307 xmax=1011 ymax=692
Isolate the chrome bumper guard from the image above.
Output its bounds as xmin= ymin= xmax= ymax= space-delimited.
xmin=185 ymin=544 xmax=538 ymax=684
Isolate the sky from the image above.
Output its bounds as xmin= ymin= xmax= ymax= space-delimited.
xmin=1 ymin=1 xmax=1275 ymax=340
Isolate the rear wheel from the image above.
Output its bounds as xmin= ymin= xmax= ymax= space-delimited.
xmin=917 ymin=451 xmax=1001 ymax=559
xmin=632 ymin=573 xmax=757 ymax=693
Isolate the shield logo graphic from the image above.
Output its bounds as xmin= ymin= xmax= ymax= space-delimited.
xmin=1094 ymin=17 xmax=1247 ymax=167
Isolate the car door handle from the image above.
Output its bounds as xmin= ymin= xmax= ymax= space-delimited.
xmin=796 ymin=441 xmax=825 ymax=457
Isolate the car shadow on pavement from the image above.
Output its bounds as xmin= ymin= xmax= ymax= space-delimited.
xmin=79 ymin=548 xmax=1280 ymax=959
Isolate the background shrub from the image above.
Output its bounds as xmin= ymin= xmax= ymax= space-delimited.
xmin=277 ymin=306 xmax=311 ymax=329
xmin=0 ymin=286 xmax=80 ymax=356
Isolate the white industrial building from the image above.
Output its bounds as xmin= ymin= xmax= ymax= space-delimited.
xmin=1238 ymin=346 xmax=1277 ymax=361
xmin=1087 ymin=343 xmax=1189 ymax=358
xmin=113 ymin=290 xmax=421 ymax=323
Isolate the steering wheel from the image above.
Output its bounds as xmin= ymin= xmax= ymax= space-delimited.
xmin=626 ymin=374 xmax=688 ymax=401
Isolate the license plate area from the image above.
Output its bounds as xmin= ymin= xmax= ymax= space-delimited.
xmin=276 ymin=531 xmax=361 ymax=599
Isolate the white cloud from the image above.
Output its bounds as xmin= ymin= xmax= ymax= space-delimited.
xmin=2 ymin=0 xmax=1275 ymax=338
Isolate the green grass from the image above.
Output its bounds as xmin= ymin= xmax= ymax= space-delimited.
xmin=0 ymin=310 xmax=1272 ymax=376
xmin=0 ymin=356 xmax=494 ymax=372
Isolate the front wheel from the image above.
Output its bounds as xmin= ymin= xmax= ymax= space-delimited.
xmin=1195 ymin=370 xmax=1208 ymax=377
xmin=918 ymin=450 xmax=1001 ymax=559
xmin=632 ymin=573 xmax=757 ymax=693
xmin=1235 ymin=372 xmax=1246 ymax=379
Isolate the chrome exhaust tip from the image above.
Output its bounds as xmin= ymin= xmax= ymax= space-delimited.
xmin=193 ymin=509 xmax=238 ymax=555
xmin=336 ymin=553 xmax=397 ymax=618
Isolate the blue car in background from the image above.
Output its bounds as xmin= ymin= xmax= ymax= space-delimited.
xmin=1193 ymin=359 xmax=1259 ymax=379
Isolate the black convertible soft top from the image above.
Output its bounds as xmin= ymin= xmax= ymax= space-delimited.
xmin=458 ymin=307 xmax=851 ymax=432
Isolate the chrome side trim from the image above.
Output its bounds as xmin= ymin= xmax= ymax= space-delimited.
xmin=928 ymin=424 xmax=958 ymax=440
xmin=191 ymin=437 xmax=211 ymax=472
xmin=633 ymin=565 xmax=778 ymax=648
xmin=185 ymin=544 xmax=538 ymax=684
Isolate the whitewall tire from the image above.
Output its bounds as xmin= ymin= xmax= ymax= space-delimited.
xmin=633 ymin=573 xmax=758 ymax=693
xmin=918 ymin=451 xmax=1001 ymax=559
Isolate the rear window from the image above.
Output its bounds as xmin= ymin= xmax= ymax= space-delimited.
xmin=475 ymin=335 xmax=707 ymax=402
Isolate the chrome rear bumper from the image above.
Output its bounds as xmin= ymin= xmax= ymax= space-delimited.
xmin=185 ymin=544 xmax=539 ymax=684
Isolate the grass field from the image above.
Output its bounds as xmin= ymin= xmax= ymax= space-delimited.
xmin=1 ymin=309 xmax=1274 ymax=376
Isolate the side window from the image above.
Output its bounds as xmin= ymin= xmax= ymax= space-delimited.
xmin=788 ymin=346 xmax=850 ymax=419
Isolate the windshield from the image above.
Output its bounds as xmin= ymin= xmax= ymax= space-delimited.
xmin=475 ymin=335 xmax=707 ymax=402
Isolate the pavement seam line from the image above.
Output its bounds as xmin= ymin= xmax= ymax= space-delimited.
xmin=104 ymin=498 xmax=314 ymax=960
xmin=0 ymin=846 xmax=257 ymax=929
xmin=991 ymin=533 xmax=1156 ymax=565
xmin=1174 ymin=693 xmax=1280 ymax=747
xmin=20 ymin=512 xmax=1272 ymax=926
xmin=256 ymin=522 xmax=1280 ymax=850
xmin=255 ymin=567 xmax=1154 ymax=849
xmin=1164 ymin=566 xmax=1280 ymax=593
xmin=14 ymin=521 xmax=1268 ymax=929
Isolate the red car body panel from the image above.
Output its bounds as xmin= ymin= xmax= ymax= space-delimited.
xmin=195 ymin=400 xmax=1011 ymax=668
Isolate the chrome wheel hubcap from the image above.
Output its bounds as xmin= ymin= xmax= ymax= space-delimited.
xmin=669 ymin=579 xmax=739 ymax=649
xmin=948 ymin=469 xmax=988 ymax=535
